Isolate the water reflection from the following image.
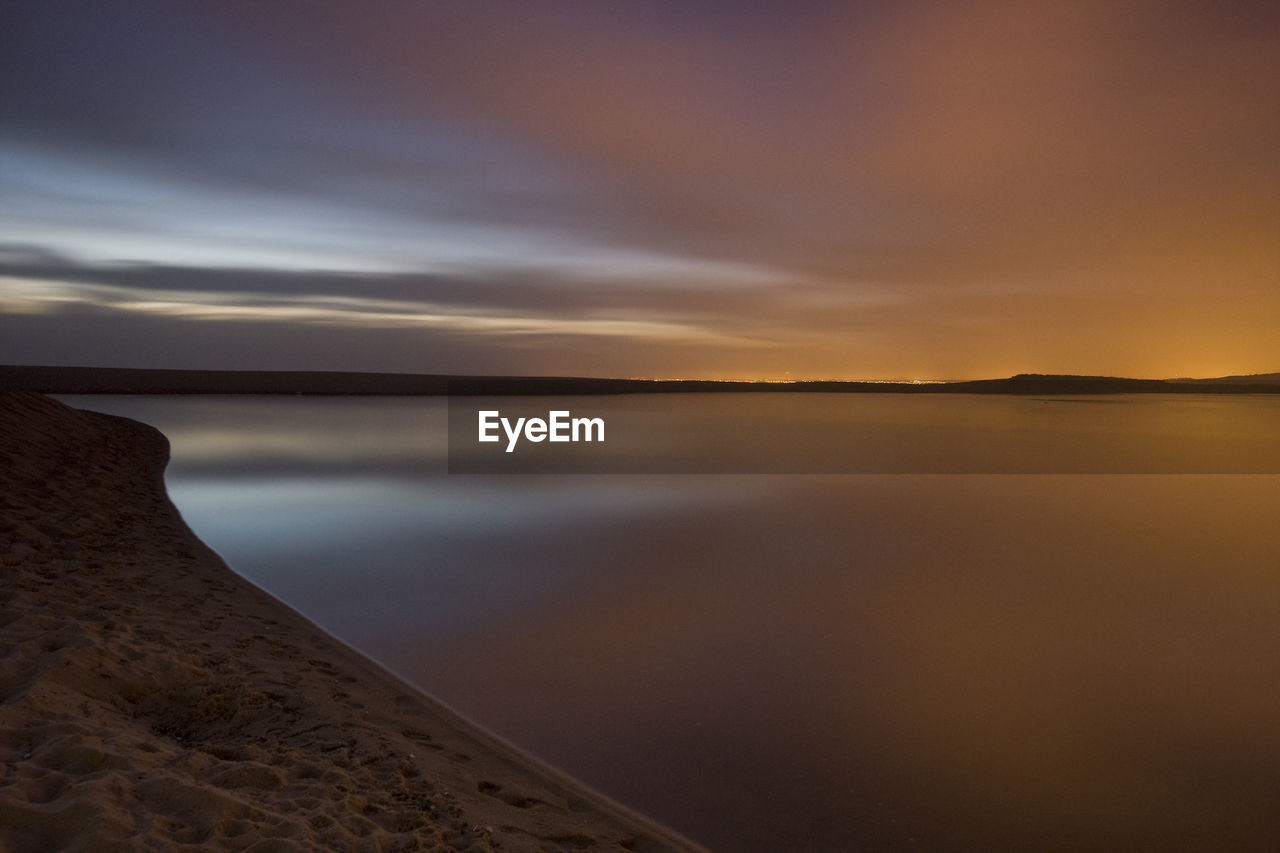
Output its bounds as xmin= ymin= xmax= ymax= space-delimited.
xmin=61 ymin=396 xmax=1280 ymax=851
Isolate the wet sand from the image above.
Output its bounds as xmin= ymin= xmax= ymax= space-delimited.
xmin=0 ymin=392 xmax=703 ymax=852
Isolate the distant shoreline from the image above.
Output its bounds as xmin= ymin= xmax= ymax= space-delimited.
xmin=3 ymin=364 xmax=1279 ymax=396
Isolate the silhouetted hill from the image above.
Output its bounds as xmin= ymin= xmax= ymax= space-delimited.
xmin=1174 ymin=373 xmax=1280 ymax=385
xmin=2 ymin=366 xmax=1277 ymax=396
xmin=950 ymin=374 xmax=1181 ymax=394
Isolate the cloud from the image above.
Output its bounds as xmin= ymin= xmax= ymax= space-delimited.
xmin=2 ymin=0 xmax=1277 ymax=377
xmin=0 ymin=248 xmax=794 ymax=359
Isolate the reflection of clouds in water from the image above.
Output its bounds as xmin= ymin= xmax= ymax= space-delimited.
xmin=62 ymin=395 xmax=449 ymax=472
xmin=166 ymin=470 xmax=774 ymax=642
xmin=170 ymin=475 xmax=768 ymax=544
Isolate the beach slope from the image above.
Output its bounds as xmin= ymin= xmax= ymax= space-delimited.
xmin=0 ymin=392 xmax=701 ymax=852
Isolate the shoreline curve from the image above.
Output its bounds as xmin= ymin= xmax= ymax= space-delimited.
xmin=0 ymin=391 xmax=706 ymax=853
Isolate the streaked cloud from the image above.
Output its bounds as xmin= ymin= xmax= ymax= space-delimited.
xmin=0 ymin=273 xmax=768 ymax=348
xmin=1 ymin=0 xmax=1277 ymax=377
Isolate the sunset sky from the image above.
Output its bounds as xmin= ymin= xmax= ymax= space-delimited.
xmin=2 ymin=0 xmax=1277 ymax=379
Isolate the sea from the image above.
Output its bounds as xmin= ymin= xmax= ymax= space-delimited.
xmin=61 ymin=393 xmax=1280 ymax=851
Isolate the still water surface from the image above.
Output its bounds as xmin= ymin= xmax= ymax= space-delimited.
xmin=65 ymin=395 xmax=1280 ymax=851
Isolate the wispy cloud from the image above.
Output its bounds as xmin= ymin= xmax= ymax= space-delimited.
xmin=2 ymin=0 xmax=1277 ymax=377
xmin=0 ymin=271 xmax=770 ymax=349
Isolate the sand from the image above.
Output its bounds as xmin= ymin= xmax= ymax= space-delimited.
xmin=0 ymin=392 xmax=704 ymax=853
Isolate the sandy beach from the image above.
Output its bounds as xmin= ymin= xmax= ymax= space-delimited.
xmin=0 ymin=392 xmax=703 ymax=852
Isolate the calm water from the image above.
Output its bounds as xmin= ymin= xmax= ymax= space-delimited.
xmin=65 ymin=395 xmax=1280 ymax=851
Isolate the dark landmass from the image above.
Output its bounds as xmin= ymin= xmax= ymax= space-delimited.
xmin=2 ymin=365 xmax=1279 ymax=396
xmin=1171 ymin=372 xmax=1280 ymax=385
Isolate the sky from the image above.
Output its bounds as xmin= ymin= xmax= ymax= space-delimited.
xmin=2 ymin=0 xmax=1277 ymax=380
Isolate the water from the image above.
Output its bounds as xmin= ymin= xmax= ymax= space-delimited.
xmin=63 ymin=394 xmax=1280 ymax=851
